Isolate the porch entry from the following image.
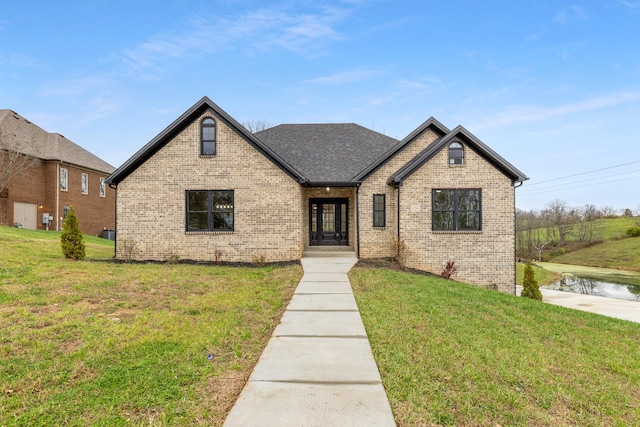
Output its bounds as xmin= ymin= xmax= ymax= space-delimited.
xmin=309 ymin=198 xmax=348 ymax=246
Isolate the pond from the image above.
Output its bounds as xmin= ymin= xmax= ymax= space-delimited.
xmin=546 ymin=276 xmax=640 ymax=301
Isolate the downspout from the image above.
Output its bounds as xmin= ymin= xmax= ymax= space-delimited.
xmin=397 ymin=184 xmax=401 ymax=244
xmin=56 ymin=163 xmax=60 ymax=231
xmin=512 ymin=180 xmax=523 ymax=295
xmin=109 ymin=183 xmax=117 ymax=259
xmin=355 ymin=184 xmax=360 ymax=256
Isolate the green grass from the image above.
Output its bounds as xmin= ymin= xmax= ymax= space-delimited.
xmin=0 ymin=226 xmax=302 ymax=426
xmin=350 ymin=266 xmax=640 ymax=427
xmin=552 ymin=236 xmax=640 ymax=272
xmin=591 ymin=217 xmax=639 ymax=240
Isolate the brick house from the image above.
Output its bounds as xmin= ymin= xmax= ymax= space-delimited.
xmin=0 ymin=110 xmax=115 ymax=236
xmin=106 ymin=97 xmax=527 ymax=292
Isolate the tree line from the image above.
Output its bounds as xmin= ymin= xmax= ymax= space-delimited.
xmin=516 ymin=199 xmax=639 ymax=261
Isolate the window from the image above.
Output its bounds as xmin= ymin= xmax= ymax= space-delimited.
xmin=449 ymin=142 xmax=464 ymax=165
xmin=60 ymin=168 xmax=68 ymax=191
xmin=432 ymin=189 xmax=481 ymax=231
xmin=201 ymin=117 xmax=216 ymax=155
xmin=81 ymin=173 xmax=88 ymax=194
xmin=373 ymin=194 xmax=386 ymax=227
xmin=186 ymin=190 xmax=234 ymax=231
xmin=100 ymin=178 xmax=106 ymax=197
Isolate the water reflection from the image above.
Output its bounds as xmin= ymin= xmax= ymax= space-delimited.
xmin=547 ymin=276 xmax=640 ymax=301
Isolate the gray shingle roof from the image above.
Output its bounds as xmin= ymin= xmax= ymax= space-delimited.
xmin=0 ymin=109 xmax=115 ymax=173
xmin=255 ymin=123 xmax=399 ymax=183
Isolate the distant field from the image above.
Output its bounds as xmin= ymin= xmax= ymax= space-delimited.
xmin=552 ymin=236 xmax=640 ymax=272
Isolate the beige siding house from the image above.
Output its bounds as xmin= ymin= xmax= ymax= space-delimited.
xmin=106 ymin=97 xmax=527 ymax=293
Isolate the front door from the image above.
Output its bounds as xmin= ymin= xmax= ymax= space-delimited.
xmin=310 ymin=198 xmax=348 ymax=246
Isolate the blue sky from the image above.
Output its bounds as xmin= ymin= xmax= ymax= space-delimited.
xmin=2 ymin=1 xmax=639 ymax=211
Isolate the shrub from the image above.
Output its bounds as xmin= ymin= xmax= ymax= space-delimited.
xmin=626 ymin=226 xmax=640 ymax=237
xmin=251 ymin=254 xmax=266 ymax=267
xmin=60 ymin=206 xmax=85 ymax=260
xmin=119 ymin=239 xmax=138 ymax=261
xmin=521 ymin=261 xmax=542 ymax=300
xmin=391 ymin=237 xmax=408 ymax=266
xmin=440 ymin=259 xmax=458 ymax=279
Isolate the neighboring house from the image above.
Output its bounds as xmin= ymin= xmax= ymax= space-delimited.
xmin=0 ymin=110 xmax=116 ymax=236
xmin=106 ymin=97 xmax=527 ymax=293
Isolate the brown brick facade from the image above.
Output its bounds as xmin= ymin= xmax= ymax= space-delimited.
xmin=0 ymin=155 xmax=115 ymax=236
xmin=110 ymin=98 xmax=524 ymax=293
xmin=115 ymin=110 xmax=303 ymax=263
xmin=397 ymin=146 xmax=516 ymax=293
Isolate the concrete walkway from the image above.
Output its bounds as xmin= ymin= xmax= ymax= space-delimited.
xmin=224 ymin=253 xmax=396 ymax=426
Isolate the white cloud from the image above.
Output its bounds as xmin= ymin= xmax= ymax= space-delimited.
xmin=110 ymin=5 xmax=350 ymax=78
xmin=553 ymin=5 xmax=589 ymax=24
xmin=475 ymin=92 xmax=640 ymax=129
xmin=617 ymin=0 xmax=640 ymax=10
xmin=307 ymin=67 xmax=384 ymax=84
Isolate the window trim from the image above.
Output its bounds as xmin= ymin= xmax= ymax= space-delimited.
xmin=432 ymin=188 xmax=482 ymax=231
xmin=185 ymin=190 xmax=234 ymax=232
xmin=81 ymin=173 xmax=88 ymax=194
xmin=99 ymin=177 xmax=106 ymax=198
xmin=201 ymin=117 xmax=216 ymax=156
xmin=448 ymin=142 xmax=464 ymax=165
xmin=373 ymin=194 xmax=386 ymax=228
xmin=60 ymin=167 xmax=68 ymax=191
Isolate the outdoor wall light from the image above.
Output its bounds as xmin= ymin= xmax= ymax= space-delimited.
xmin=325 ymin=187 xmax=330 ymax=194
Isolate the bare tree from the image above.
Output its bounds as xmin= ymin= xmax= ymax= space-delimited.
xmin=242 ymin=119 xmax=273 ymax=133
xmin=0 ymin=127 xmax=40 ymax=195
xmin=543 ymin=199 xmax=573 ymax=246
xmin=600 ymin=205 xmax=618 ymax=218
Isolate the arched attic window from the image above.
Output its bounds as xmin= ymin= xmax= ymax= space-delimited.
xmin=201 ymin=117 xmax=216 ymax=155
xmin=448 ymin=142 xmax=464 ymax=165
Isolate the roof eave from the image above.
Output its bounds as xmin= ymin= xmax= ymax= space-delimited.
xmin=351 ymin=117 xmax=450 ymax=182
xmin=389 ymin=126 xmax=528 ymax=185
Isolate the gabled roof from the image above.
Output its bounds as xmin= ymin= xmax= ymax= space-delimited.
xmin=106 ymin=97 xmax=307 ymax=185
xmin=0 ymin=109 xmax=115 ymax=174
xmin=256 ymin=123 xmax=399 ymax=184
xmin=387 ymin=125 xmax=529 ymax=186
xmin=351 ymin=117 xmax=450 ymax=182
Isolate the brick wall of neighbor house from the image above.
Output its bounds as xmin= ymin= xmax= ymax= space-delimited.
xmin=358 ymin=128 xmax=440 ymax=259
xmin=301 ymin=187 xmax=356 ymax=248
xmin=115 ymin=110 xmax=303 ymax=263
xmin=55 ymin=164 xmax=115 ymax=236
xmin=399 ymin=145 xmax=516 ymax=293
xmin=0 ymin=156 xmax=114 ymax=235
xmin=0 ymin=156 xmax=46 ymax=227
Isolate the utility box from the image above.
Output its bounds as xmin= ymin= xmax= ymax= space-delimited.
xmin=101 ymin=229 xmax=116 ymax=241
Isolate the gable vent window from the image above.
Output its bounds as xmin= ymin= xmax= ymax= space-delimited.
xmin=373 ymin=194 xmax=386 ymax=227
xmin=449 ymin=142 xmax=464 ymax=165
xmin=201 ymin=117 xmax=216 ymax=155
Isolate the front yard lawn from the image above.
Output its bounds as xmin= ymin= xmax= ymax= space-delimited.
xmin=350 ymin=265 xmax=640 ymax=427
xmin=0 ymin=227 xmax=302 ymax=426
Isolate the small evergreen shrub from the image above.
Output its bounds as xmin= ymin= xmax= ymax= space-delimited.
xmin=60 ymin=206 xmax=85 ymax=260
xmin=521 ymin=261 xmax=542 ymax=300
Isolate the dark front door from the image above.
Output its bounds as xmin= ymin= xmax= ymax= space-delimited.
xmin=310 ymin=198 xmax=348 ymax=246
